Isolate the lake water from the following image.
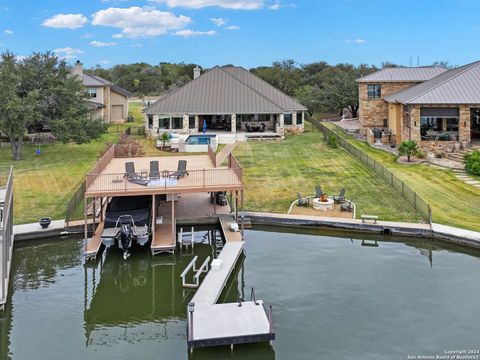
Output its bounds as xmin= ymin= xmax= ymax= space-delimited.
xmin=1 ymin=227 xmax=479 ymax=360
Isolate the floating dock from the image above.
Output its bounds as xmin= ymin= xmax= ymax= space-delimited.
xmin=187 ymin=216 xmax=274 ymax=350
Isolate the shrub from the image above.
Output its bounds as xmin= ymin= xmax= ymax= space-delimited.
xmin=327 ymin=135 xmax=338 ymax=148
xmin=114 ymin=134 xmax=144 ymax=157
xmin=416 ymin=149 xmax=426 ymax=159
xmin=464 ymin=150 xmax=480 ymax=175
xmin=398 ymin=140 xmax=418 ymax=162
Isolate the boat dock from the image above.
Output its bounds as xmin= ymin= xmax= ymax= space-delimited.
xmin=187 ymin=216 xmax=274 ymax=350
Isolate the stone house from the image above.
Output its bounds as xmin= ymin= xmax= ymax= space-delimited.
xmin=72 ymin=61 xmax=131 ymax=123
xmin=357 ymin=62 xmax=480 ymax=149
xmin=144 ymin=66 xmax=307 ymax=138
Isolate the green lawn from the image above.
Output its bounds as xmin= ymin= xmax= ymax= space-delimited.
xmin=323 ymin=122 xmax=480 ymax=231
xmin=233 ymin=125 xmax=423 ymax=222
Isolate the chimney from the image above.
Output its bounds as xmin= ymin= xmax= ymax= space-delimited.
xmin=193 ymin=66 xmax=201 ymax=80
xmin=73 ymin=60 xmax=83 ymax=78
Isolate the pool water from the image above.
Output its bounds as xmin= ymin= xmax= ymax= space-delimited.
xmin=1 ymin=227 xmax=479 ymax=359
xmin=185 ymin=135 xmax=216 ymax=145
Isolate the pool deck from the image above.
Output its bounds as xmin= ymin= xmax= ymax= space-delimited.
xmin=187 ymin=216 xmax=274 ymax=350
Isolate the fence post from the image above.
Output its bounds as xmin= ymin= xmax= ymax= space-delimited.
xmin=401 ymin=181 xmax=404 ymax=195
xmin=413 ymin=192 xmax=417 ymax=210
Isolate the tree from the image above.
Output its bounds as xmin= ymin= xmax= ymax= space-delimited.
xmin=0 ymin=51 xmax=38 ymax=160
xmin=398 ymin=140 xmax=418 ymax=162
xmin=159 ymin=132 xmax=170 ymax=150
xmin=0 ymin=51 xmax=108 ymax=160
xmin=251 ymin=59 xmax=302 ymax=96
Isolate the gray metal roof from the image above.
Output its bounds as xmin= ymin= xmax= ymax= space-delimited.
xmin=82 ymin=73 xmax=131 ymax=97
xmin=145 ymin=66 xmax=307 ymax=115
xmin=384 ymin=61 xmax=480 ymax=104
xmin=86 ymin=100 xmax=105 ymax=110
xmin=356 ymin=66 xmax=446 ymax=83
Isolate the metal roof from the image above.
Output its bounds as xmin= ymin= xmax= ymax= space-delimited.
xmin=384 ymin=60 xmax=480 ymax=104
xmin=82 ymin=73 xmax=132 ymax=97
xmin=356 ymin=66 xmax=446 ymax=83
xmin=145 ymin=66 xmax=307 ymax=115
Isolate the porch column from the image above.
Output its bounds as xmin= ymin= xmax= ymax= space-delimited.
xmin=278 ymin=113 xmax=285 ymax=137
xmin=195 ymin=115 xmax=199 ymax=132
xmin=183 ymin=114 xmax=189 ymax=134
xmin=292 ymin=112 xmax=297 ymax=128
xmin=231 ymin=114 xmax=236 ymax=134
xmin=459 ymin=106 xmax=471 ymax=145
xmin=152 ymin=115 xmax=159 ymax=135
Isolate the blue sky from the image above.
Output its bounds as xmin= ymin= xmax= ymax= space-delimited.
xmin=0 ymin=0 xmax=479 ymax=69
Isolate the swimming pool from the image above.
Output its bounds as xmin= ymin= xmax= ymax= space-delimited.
xmin=185 ymin=134 xmax=217 ymax=145
xmin=180 ymin=135 xmax=218 ymax=152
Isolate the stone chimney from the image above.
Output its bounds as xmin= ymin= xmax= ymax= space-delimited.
xmin=72 ymin=60 xmax=83 ymax=78
xmin=193 ymin=66 xmax=201 ymax=80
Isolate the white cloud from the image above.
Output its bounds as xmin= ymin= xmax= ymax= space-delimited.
xmin=90 ymin=40 xmax=117 ymax=47
xmin=173 ymin=29 xmax=216 ymax=37
xmin=150 ymin=0 xmax=264 ymax=10
xmin=99 ymin=60 xmax=111 ymax=65
xmin=269 ymin=2 xmax=280 ymax=9
xmin=4 ymin=29 xmax=13 ymax=35
xmin=81 ymin=33 xmax=94 ymax=38
xmin=53 ymin=47 xmax=84 ymax=60
xmin=210 ymin=17 xmax=227 ymax=26
xmin=346 ymin=38 xmax=366 ymax=44
xmin=42 ymin=13 xmax=88 ymax=29
xmin=226 ymin=25 xmax=240 ymax=30
xmin=130 ymin=43 xmax=143 ymax=48
xmin=92 ymin=7 xmax=191 ymax=38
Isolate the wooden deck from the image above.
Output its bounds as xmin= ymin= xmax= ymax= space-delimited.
xmin=85 ymin=154 xmax=243 ymax=197
xmin=85 ymin=221 xmax=104 ymax=259
xmin=151 ymin=218 xmax=175 ymax=254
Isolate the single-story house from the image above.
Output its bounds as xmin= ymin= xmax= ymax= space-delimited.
xmin=357 ymin=61 xmax=480 ymax=149
xmin=144 ymin=66 xmax=307 ymax=137
xmin=73 ymin=61 xmax=131 ymax=123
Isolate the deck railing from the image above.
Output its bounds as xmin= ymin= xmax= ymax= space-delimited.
xmin=0 ymin=166 xmax=13 ymax=309
xmin=229 ymin=153 xmax=243 ymax=181
xmin=86 ymin=145 xmax=116 ymax=188
xmin=86 ymin=167 xmax=243 ymax=194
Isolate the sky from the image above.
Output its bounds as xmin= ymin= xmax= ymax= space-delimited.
xmin=0 ymin=0 xmax=479 ymax=69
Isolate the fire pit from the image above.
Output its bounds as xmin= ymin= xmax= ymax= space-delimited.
xmin=313 ymin=196 xmax=334 ymax=211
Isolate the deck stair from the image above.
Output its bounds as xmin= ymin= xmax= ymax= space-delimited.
xmin=445 ymin=145 xmax=480 ymax=162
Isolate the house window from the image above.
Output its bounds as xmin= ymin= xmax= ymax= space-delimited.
xmin=284 ymin=113 xmax=293 ymax=126
xmin=296 ymin=112 xmax=303 ymax=125
xmin=159 ymin=116 xmax=170 ymax=129
xmin=86 ymin=88 xmax=97 ymax=99
xmin=147 ymin=115 xmax=153 ymax=129
xmin=172 ymin=116 xmax=183 ymax=129
xmin=189 ymin=116 xmax=196 ymax=129
xmin=367 ymin=84 xmax=381 ymax=99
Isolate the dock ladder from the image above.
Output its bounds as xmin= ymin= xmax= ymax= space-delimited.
xmin=180 ymin=255 xmax=211 ymax=288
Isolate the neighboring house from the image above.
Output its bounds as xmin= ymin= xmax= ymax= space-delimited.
xmin=73 ymin=61 xmax=131 ymax=123
xmin=144 ymin=66 xmax=307 ymax=137
xmin=357 ymin=62 xmax=480 ymax=149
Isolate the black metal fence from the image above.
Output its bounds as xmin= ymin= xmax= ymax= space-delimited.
xmin=65 ymin=181 xmax=86 ymax=227
xmin=124 ymin=125 xmax=145 ymax=136
xmin=312 ymin=119 xmax=432 ymax=223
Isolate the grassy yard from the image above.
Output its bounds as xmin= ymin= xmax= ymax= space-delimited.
xmin=323 ymin=122 xmax=480 ymax=231
xmin=233 ymin=125 xmax=423 ymax=222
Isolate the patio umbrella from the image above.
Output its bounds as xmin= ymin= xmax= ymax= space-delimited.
xmin=202 ymin=118 xmax=207 ymax=134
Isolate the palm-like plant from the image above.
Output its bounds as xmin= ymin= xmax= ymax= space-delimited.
xmin=398 ymin=140 xmax=418 ymax=162
xmin=160 ymin=132 xmax=170 ymax=150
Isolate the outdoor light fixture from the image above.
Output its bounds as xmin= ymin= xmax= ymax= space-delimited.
xmin=188 ymin=302 xmax=195 ymax=314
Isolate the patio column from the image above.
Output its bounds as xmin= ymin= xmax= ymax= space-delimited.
xmin=195 ymin=115 xmax=199 ymax=131
xmin=292 ymin=112 xmax=297 ymax=128
xmin=183 ymin=114 xmax=189 ymax=134
xmin=459 ymin=105 xmax=471 ymax=145
xmin=231 ymin=114 xmax=236 ymax=134
xmin=278 ymin=113 xmax=285 ymax=137
xmin=152 ymin=115 xmax=159 ymax=135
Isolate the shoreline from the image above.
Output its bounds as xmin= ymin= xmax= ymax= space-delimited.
xmin=12 ymin=212 xmax=480 ymax=251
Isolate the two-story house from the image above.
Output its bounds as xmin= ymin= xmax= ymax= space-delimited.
xmin=357 ymin=62 xmax=480 ymax=149
xmin=73 ymin=61 xmax=131 ymax=123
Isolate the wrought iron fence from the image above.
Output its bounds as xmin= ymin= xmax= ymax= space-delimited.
xmin=312 ymin=120 xmax=432 ymax=223
xmin=124 ymin=125 xmax=145 ymax=136
xmin=65 ymin=181 xmax=86 ymax=227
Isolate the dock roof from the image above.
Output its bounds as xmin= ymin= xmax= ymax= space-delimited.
xmin=144 ymin=66 xmax=307 ymax=115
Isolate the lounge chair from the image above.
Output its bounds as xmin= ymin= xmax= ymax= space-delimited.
xmin=314 ymin=185 xmax=323 ymax=198
xmin=124 ymin=162 xmax=149 ymax=186
xmin=297 ymin=192 xmax=309 ymax=207
xmin=334 ymin=188 xmax=346 ymax=203
xmin=341 ymin=200 xmax=354 ymax=212
xmin=150 ymin=160 xmax=160 ymax=179
xmin=170 ymin=160 xmax=189 ymax=180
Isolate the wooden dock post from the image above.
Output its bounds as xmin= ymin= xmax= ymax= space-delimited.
xmin=84 ymin=196 xmax=88 ymax=254
xmin=240 ymin=190 xmax=244 ymax=239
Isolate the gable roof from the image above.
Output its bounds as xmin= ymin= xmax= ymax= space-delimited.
xmin=356 ymin=66 xmax=446 ymax=83
xmin=145 ymin=66 xmax=307 ymax=115
xmin=82 ymin=73 xmax=132 ymax=97
xmin=384 ymin=60 xmax=480 ymax=104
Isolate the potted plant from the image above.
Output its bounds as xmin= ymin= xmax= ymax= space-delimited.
xmin=39 ymin=217 xmax=51 ymax=229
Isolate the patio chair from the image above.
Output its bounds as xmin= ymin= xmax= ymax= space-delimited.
xmin=340 ymin=200 xmax=354 ymax=213
xmin=170 ymin=160 xmax=189 ymax=180
xmin=296 ymin=192 xmax=309 ymax=207
xmin=150 ymin=160 xmax=160 ymax=179
xmin=314 ymin=185 xmax=323 ymax=198
xmin=124 ymin=162 xmax=149 ymax=186
xmin=333 ymin=188 xmax=346 ymax=203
